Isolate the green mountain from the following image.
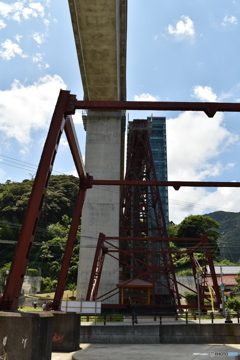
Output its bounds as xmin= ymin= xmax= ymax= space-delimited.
xmin=205 ymin=211 xmax=240 ymax=263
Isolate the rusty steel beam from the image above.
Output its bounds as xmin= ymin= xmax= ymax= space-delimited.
xmin=0 ymin=90 xmax=73 ymax=311
xmin=75 ymin=100 xmax=240 ymax=118
xmin=51 ymin=184 xmax=87 ymax=310
xmin=201 ymin=235 xmax=222 ymax=308
xmin=86 ymin=233 xmax=107 ymax=301
xmin=92 ymin=180 xmax=240 ymax=190
xmin=64 ymin=115 xmax=88 ymax=184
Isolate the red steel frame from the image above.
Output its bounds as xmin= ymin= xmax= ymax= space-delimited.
xmin=118 ymin=119 xmax=177 ymax=306
xmin=86 ymin=233 xmax=221 ymax=309
xmin=1 ymin=89 xmax=240 ymax=311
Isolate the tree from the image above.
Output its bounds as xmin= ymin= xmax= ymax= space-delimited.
xmin=169 ymin=221 xmax=179 ymax=237
xmin=226 ymin=297 xmax=240 ymax=312
xmin=176 ymin=215 xmax=220 ymax=258
xmin=232 ymin=272 xmax=240 ymax=292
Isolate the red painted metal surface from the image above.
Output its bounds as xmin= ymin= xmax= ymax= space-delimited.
xmin=64 ymin=116 xmax=87 ymax=183
xmin=76 ymin=100 xmax=240 ymax=117
xmin=52 ymin=184 xmax=87 ymax=310
xmin=0 ymin=90 xmax=233 ymax=311
xmin=87 ymin=234 xmax=221 ymax=309
xmin=86 ymin=233 xmax=108 ymax=301
xmin=0 ymin=90 xmax=76 ymax=311
xmin=118 ymin=120 xmax=176 ymax=306
xmin=92 ymin=180 xmax=240 ymax=189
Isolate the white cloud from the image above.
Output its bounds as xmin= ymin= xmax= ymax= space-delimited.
xmin=0 ymin=39 xmax=27 ymax=60
xmin=167 ymin=111 xmax=239 ymax=223
xmin=168 ymin=185 xmax=240 ymax=224
xmin=0 ymin=1 xmax=45 ymax=22
xmin=222 ymin=15 xmax=238 ymax=26
xmin=0 ymin=75 xmax=67 ymax=145
xmin=32 ymin=31 xmax=45 ymax=45
xmin=134 ymin=93 xmax=159 ymax=101
xmin=14 ymin=34 xmax=22 ymax=43
xmin=191 ymin=85 xmax=217 ymax=102
xmin=167 ymin=15 xmax=195 ymax=39
xmin=72 ymin=111 xmax=83 ymax=125
xmin=43 ymin=18 xmax=49 ymax=27
xmin=37 ymin=62 xmax=50 ymax=70
xmin=31 ymin=52 xmax=49 ymax=70
xmin=32 ymin=52 xmax=43 ymax=62
xmin=60 ymin=137 xmax=68 ymax=147
xmin=0 ymin=18 xmax=6 ymax=28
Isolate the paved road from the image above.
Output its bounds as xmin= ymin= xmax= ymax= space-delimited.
xmin=52 ymin=344 xmax=240 ymax=360
xmin=52 ymin=317 xmax=240 ymax=360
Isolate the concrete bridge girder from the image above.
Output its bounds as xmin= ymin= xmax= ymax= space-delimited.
xmin=68 ymin=0 xmax=127 ymax=101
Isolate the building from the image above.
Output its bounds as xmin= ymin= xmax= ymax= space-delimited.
xmin=148 ymin=116 xmax=169 ymax=229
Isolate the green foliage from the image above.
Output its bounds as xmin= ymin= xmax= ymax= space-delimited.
xmin=41 ymin=277 xmax=58 ymax=292
xmin=226 ymin=297 xmax=240 ymax=312
xmin=205 ymin=211 xmax=240 ymax=262
xmin=174 ymin=251 xmax=204 ymax=269
xmin=169 ymin=221 xmax=179 ymax=237
xmin=0 ymin=175 xmax=81 ymax=287
xmin=184 ymin=291 xmax=197 ymax=303
xmin=214 ymin=259 xmax=235 ymax=265
xmin=176 ymin=215 xmax=220 ymax=259
xmin=176 ymin=269 xmax=193 ymax=276
xmin=27 ymin=269 xmax=39 ymax=277
xmin=232 ymin=272 xmax=240 ymax=292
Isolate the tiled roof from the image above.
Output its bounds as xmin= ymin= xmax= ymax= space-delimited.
xmin=205 ymin=275 xmax=237 ymax=287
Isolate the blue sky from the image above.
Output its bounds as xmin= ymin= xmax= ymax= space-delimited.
xmin=1 ymin=0 xmax=240 ymax=224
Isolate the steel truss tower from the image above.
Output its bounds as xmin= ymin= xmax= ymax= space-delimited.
xmin=119 ymin=119 xmax=176 ymax=305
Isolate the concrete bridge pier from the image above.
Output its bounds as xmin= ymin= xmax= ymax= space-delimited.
xmin=77 ymin=110 xmax=124 ymax=303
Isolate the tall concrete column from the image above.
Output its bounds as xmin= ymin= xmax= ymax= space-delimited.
xmin=77 ymin=111 xmax=124 ymax=303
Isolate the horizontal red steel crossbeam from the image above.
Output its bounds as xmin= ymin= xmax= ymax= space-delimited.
xmin=92 ymin=180 xmax=240 ymax=190
xmin=75 ymin=100 xmax=240 ymax=118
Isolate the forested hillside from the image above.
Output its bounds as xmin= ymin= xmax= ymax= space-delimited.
xmin=0 ymin=175 xmax=80 ymax=290
xmin=205 ymin=211 xmax=240 ymax=263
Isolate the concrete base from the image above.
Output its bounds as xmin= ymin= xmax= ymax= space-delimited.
xmin=52 ymin=312 xmax=81 ymax=352
xmin=0 ymin=311 xmax=53 ymax=360
xmin=80 ymin=325 xmax=160 ymax=344
xmin=80 ymin=323 xmax=240 ymax=344
xmin=160 ymin=324 xmax=240 ymax=343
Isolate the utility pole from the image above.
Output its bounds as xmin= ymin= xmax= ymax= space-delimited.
xmin=196 ymin=273 xmax=201 ymax=324
xmin=220 ymin=266 xmax=225 ymax=316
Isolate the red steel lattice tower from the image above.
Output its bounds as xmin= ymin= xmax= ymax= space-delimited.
xmin=119 ymin=120 xmax=177 ymax=305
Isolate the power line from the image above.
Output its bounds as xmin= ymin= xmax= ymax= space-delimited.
xmin=0 ymin=153 xmax=65 ymax=176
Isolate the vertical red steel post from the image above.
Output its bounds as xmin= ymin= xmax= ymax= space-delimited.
xmin=201 ymin=235 xmax=221 ymax=308
xmin=0 ymin=90 xmax=74 ymax=311
xmin=52 ymin=184 xmax=87 ymax=310
xmin=51 ymin=114 xmax=89 ymax=310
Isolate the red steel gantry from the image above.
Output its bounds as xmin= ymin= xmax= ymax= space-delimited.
xmin=1 ymin=89 xmax=240 ymax=311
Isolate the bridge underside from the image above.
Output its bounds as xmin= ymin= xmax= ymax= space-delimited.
xmin=68 ymin=0 xmax=127 ymax=101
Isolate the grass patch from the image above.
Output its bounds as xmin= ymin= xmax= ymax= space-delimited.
xmin=18 ymin=306 xmax=42 ymax=312
xmin=81 ymin=314 xmax=124 ymax=322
